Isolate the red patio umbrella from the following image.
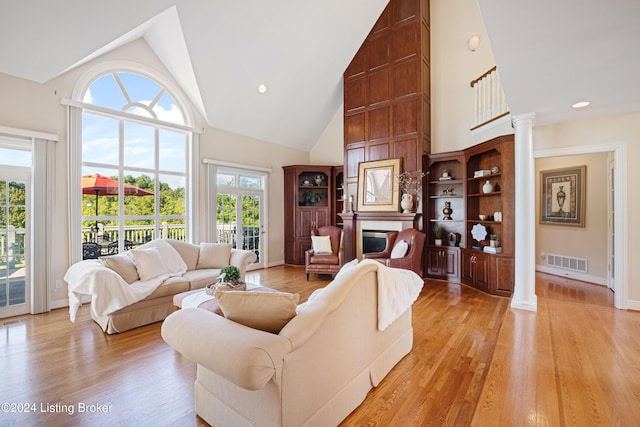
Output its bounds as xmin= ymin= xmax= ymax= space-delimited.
xmin=82 ymin=174 xmax=153 ymax=235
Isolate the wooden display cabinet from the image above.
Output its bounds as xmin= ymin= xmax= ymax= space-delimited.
xmin=332 ymin=166 xmax=344 ymax=227
xmin=423 ymin=152 xmax=465 ymax=281
xmin=463 ymin=135 xmax=514 ymax=295
xmin=423 ymin=135 xmax=514 ymax=294
xmin=283 ymin=165 xmax=335 ymax=265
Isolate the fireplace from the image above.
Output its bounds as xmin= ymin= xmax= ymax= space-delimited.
xmin=339 ymin=211 xmax=421 ymax=261
xmin=362 ymin=230 xmax=388 ymax=254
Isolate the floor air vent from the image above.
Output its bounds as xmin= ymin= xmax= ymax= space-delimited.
xmin=546 ymin=253 xmax=588 ymax=273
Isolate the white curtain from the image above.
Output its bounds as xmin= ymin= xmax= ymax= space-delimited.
xmin=32 ymin=137 xmax=56 ymax=313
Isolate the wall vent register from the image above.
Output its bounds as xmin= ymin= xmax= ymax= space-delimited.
xmin=546 ymin=254 xmax=588 ymax=273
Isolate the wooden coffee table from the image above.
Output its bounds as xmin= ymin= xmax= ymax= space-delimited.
xmin=173 ymin=283 xmax=276 ymax=316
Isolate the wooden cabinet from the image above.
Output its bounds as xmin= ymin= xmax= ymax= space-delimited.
xmin=426 ymin=247 xmax=460 ymax=281
xmin=461 ymin=249 xmax=490 ymax=291
xmin=462 ymin=135 xmax=514 ymax=295
xmin=283 ymin=165 xmax=338 ymax=265
xmin=424 ymin=152 xmax=464 ymax=281
xmin=332 ymin=166 xmax=344 ymax=227
xmin=424 ymin=135 xmax=514 ymax=295
xmin=461 ymin=249 xmax=514 ymax=296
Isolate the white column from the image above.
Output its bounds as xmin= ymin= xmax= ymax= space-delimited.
xmin=511 ymin=113 xmax=537 ymax=311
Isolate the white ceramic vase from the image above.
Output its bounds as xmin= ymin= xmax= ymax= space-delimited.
xmin=401 ymin=193 xmax=414 ymax=213
xmin=482 ymin=180 xmax=494 ymax=194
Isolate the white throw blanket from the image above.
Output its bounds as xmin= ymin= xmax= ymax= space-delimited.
xmin=359 ymin=259 xmax=424 ymax=331
xmin=181 ymin=290 xmax=215 ymax=309
xmin=65 ymin=259 xmax=185 ymax=322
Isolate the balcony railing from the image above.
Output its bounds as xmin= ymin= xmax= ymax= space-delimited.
xmin=83 ymin=223 xmax=186 ymax=245
xmin=470 ymin=66 xmax=510 ymax=130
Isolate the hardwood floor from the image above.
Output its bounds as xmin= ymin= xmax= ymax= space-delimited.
xmin=1 ymin=267 xmax=638 ymax=426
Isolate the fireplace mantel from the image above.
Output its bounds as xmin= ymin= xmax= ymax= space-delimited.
xmin=339 ymin=212 xmax=421 ymax=261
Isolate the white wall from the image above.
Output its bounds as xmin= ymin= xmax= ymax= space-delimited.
xmin=533 ymin=113 xmax=640 ymax=302
xmin=309 ymin=101 xmax=344 ymax=166
xmin=0 ymin=39 xmax=309 ymax=309
xmin=430 ymin=0 xmax=512 ymax=152
xmin=535 ymin=153 xmax=608 ymax=283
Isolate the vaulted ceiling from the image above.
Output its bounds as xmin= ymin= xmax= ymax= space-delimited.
xmin=477 ymin=0 xmax=640 ymax=126
xmin=1 ymin=1 xmax=639 ymax=150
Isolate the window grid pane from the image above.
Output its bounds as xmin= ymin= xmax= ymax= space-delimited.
xmin=81 ymin=71 xmax=189 ymax=258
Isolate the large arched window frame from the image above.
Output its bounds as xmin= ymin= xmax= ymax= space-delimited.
xmin=65 ymin=61 xmax=200 ymax=262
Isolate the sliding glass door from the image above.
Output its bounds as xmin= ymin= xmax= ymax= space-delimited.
xmin=0 ymin=168 xmax=30 ymax=318
xmin=213 ymin=168 xmax=266 ymax=270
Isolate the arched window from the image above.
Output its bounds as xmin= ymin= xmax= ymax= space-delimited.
xmin=70 ymin=65 xmax=198 ymax=259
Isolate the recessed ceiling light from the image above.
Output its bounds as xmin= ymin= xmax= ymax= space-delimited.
xmin=572 ymin=101 xmax=590 ymax=109
xmin=258 ymin=84 xmax=268 ymax=94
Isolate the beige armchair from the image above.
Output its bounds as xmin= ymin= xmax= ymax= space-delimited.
xmin=305 ymin=226 xmax=344 ymax=280
xmin=363 ymin=228 xmax=425 ymax=276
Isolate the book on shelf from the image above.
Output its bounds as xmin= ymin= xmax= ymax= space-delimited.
xmin=483 ymin=246 xmax=502 ymax=254
xmin=473 ymin=170 xmax=492 ymax=178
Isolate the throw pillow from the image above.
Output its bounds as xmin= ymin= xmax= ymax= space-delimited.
xmin=215 ymin=290 xmax=300 ymax=334
xmin=390 ymin=240 xmax=409 ymax=259
xmin=311 ymin=235 xmax=332 ymax=254
xmin=197 ymin=242 xmax=233 ymax=269
xmin=130 ymin=240 xmax=187 ymax=281
xmin=100 ymin=253 xmax=139 ymax=284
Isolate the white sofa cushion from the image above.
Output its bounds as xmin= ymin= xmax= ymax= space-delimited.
xmin=131 ymin=241 xmax=188 ymax=281
xmin=197 ymin=243 xmax=233 ymax=269
xmin=100 ymin=253 xmax=139 ymax=284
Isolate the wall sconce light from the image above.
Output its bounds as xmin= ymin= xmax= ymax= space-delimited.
xmin=467 ymin=34 xmax=480 ymax=52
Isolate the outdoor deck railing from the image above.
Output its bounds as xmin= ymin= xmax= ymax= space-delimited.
xmin=83 ymin=223 xmax=186 ymax=244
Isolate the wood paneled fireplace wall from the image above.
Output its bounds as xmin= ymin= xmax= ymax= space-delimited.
xmin=343 ymin=0 xmax=431 ymax=204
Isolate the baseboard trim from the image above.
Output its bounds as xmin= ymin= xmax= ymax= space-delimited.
xmin=510 ymin=295 xmax=538 ymax=312
xmin=536 ymin=265 xmax=607 ymax=286
xmin=267 ymin=260 xmax=285 ymax=268
xmin=626 ymin=300 xmax=640 ymax=312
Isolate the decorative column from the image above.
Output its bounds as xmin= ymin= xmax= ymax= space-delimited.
xmin=511 ymin=113 xmax=537 ymax=311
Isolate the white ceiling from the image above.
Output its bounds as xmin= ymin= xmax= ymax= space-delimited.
xmin=1 ymin=1 xmax=639 ymax=150
xmin=0 ymin=0 xmax=388 ymax=150
xmin=477 ymin=0 xmax=640 ymax=126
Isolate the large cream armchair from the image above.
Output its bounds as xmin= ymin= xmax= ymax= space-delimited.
xmin=162 ymin=260 xmax=423 ymax=427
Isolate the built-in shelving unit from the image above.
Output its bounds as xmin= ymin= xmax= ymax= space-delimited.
xmin=333 ymin=166 xmax=344 ymax=227
xmin=423 ymin=135 xmax=515 ymax=295
xmin=461 ymin=135 xmax=514 ymax=296
xmin=283 ymin=165 xmax=334 ymax=265
xmin=423 ymin=152 xmax=465 ymax=281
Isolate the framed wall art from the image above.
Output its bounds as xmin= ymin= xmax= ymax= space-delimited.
xmin=356 ymin=158 xmax=402 ymax=212
xmin=540 ymin=165 xmax=586 ymax=226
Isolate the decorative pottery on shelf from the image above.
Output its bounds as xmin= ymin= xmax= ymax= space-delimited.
xmin=401 ymin=193 xmax=415 ymax=213
xmin=314 ymin=175 xmax=324 ymax=186
xmin=482 ymin=180 xmax=494 ymax=194
xmin=442 ymin=201 xmax=453 ymax=220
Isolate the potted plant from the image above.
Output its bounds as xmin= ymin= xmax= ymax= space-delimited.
xmin=433 ymin=224 xmax=443 ymax=246
xmin=303 ymin=191 xmax=324 ymax=206
xmin=489 ymin=234 xmax=499 ymax=248
xmin=207 ymin=265 xmax=245 ymax=295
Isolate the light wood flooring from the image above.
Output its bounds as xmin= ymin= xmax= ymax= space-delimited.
xmin=1 ymin=267 xmax=638 ymax=426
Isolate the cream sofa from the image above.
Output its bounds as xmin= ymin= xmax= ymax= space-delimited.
xmin=66 ymin=239 xmax=256 ymax=334
xmin=161 ymin=260 xmax=422 ymax=427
